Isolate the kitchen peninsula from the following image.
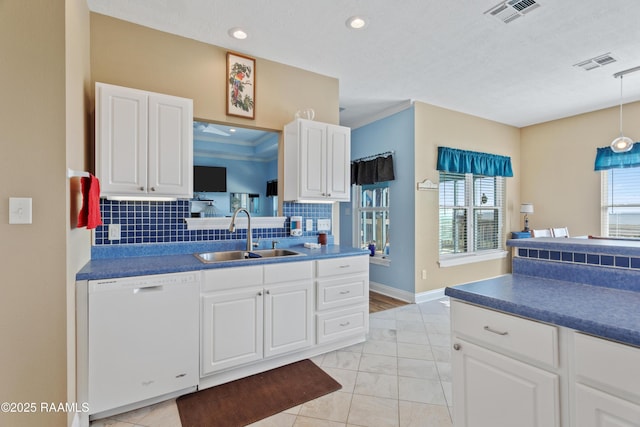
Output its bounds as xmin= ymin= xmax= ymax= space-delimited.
xmin=445 ymin=237 xmax=640 ymax=427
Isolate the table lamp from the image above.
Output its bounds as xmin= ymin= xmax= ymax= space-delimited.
xmin=520 ymin=203 xmax=534 ymax=232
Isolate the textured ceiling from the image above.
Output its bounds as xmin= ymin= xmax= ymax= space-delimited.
xmin=88 ymin=0 xmax=640 ymax=129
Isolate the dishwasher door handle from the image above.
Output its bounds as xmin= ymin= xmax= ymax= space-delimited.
xmin=134 ymin=285 xmax=164 ymax=293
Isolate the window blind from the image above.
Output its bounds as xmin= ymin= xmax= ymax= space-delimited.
xmin=600 ymin=167 xmax=640 ymax=237
xmin=439 ymin=172 xmax=505 ymax=255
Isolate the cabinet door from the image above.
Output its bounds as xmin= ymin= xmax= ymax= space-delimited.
xmin=326 ymin=125 xmax=350 ymax=201
xmin=147 ymin=93 xmax=193 ymax=198
xmin=96 ymin=83 xmax=148 ymax=196
xmin=201 ymin=287 xmax=263 ymax=375
xmin=575 ymin=384 xmax=640 ymax=427
xmin=264 ymin=281 xmax=314 ymax=357
xmin=452 ymin=338 xmax=560 ymax=427
xmin=298 ymin=120 xmax=327 ymax=199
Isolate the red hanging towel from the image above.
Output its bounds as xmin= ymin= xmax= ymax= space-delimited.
xmin=78 ymin=174 xmax=103 ymax=229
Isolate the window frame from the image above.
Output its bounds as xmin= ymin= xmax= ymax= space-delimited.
xmin=438 ymin=172 xmax=508 ymax=267
xmin=353 ymin=182 xmax=391 ymax=266
xmin=600 ymin=167 xmax=640 ymax=238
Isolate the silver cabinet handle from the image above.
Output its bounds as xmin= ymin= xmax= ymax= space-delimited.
xmin=257 ymin=291 xmax=262 ymax=296
xmin=150 ymin=187 xmax=156 ymax=191
xmin=339 ymin=265 xmax=350 ymax=268
xmin=339 ymin=290 xmax=350 ymax=295
xmin=484 ymin=325 xmax=509 ymax=336
xmin=339 ymin=321 xmax=350 ymax=327
xmin=453 ymin=343 xmax=461 ymax=351
xmin=139 ymin=187 xmax=145 ymax=191
xmin=265 ymin=290 xmax=270 ymax=295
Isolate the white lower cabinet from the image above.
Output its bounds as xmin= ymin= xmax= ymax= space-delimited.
xmin=200 ymin=262 xmax=314 ymax=376
xmin=315 ymin=255 xmax=369 ymax=343
xmin=451 ymin=300 xmax=560 ymax=427
xmin=573 ymin=333 xmax=640 ymax=427
xmin=451 ymin=299 xmax=640 ymax=427
xmin=201 ymin=286 xmax=264 ymax=374
xmin=263 ymin=280 xmax=314 ymax=357
xmin=452 ymin=339 xmax=559 ymax=427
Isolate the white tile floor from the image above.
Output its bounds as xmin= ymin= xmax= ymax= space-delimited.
xmin=91 ymin=297 xmax=453 ymax=427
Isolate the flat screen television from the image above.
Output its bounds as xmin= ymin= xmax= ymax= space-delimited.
xmin=193 ymin=166 xmax=227 ymax=192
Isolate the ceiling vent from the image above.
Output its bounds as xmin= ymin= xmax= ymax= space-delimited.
xmin=574 ymin=53 xmax=617 ymax=71
xmin=485 ymin=0 xmax=540 ymax=23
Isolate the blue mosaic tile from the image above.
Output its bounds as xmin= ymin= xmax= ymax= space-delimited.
xmin=574 ymin=253 xmax=586 ymax=263
xmin=528 ymin=249 xmax=538 ymax=258
xmin=632 ymin=258 xmax=640 ymax=269
xmin=561 ymin=252 xmax=573 ymax=262
xmin=615 ymin=256 xmax=630 ymax=268
xmin=518 ymin=248 xmax=527 ymax=257
xmin=538 ymin=250 xmax=549 ymax=260
xmin=587 ymin=254 xmax=600 ymax=265
xmin=94 ymin=200 xmax=332 ymax=247
xmin=601 ymin=255 xmax=614 ymax=266
xmin=550 ymin=251 xmax=561 ymax=261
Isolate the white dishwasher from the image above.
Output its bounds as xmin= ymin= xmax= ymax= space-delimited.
xmin=86 ymin=271 xmax=199 ymax=416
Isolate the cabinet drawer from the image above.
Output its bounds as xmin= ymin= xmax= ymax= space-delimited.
xmin=316 ymin=305 xmax=368 ymax=344
xmin=574 ymin=332 xmax=640 ymax=396
xmin=202 ymin=266 xmax=263 ymax=292
xmin=316 ymin=255 xmax=368 ymax=278
xmin=264 ymin=261 xmax=313 ymax=284
xmin=452 ymin=300 xmax=558 ymax=368
xmin=317 ymin=274 xmax=367 ymax=311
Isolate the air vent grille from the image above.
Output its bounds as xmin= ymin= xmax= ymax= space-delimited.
xmin=574 ymin=53 xmax=617 ymax=71
xmin=485 ymin=0 xmax=540 ymax=23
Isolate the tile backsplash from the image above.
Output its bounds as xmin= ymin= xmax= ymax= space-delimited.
xmin=95 ymin=200 xmax=332 ymax=246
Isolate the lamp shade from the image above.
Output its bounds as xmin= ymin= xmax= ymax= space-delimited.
xmin=520 ymin=203 xmax=534 ymax=214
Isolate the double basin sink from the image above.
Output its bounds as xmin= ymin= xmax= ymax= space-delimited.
xmin=195 ymin=248 xmax=305 ymax=263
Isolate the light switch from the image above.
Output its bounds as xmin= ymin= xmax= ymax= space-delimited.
xmin=306 ymin=219 xmax=313 ymax=231
xmin=9 ymin=197 xmax=32 ymax=224
xmin=317 ymin=219 xmax=331 ymax=231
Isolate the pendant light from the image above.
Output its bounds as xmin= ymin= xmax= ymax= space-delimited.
xmin=610 ymin=71 xmax=636 ymax=153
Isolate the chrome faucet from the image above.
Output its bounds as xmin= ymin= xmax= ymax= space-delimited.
xmin=229 ymin=208 xmax=256 ymax=251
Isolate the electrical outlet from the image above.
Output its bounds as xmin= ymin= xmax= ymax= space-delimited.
xmin=421 ymin=269 xmax=427 ymax=280
xmin=109 ymin=224 xmax=121 ymax=240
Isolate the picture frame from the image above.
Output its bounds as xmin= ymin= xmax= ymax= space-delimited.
xmin=226 ymin=52 xmax=255 ymax=119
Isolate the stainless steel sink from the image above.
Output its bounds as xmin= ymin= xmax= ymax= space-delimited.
xmin=195 ymin=249 xmax=305 ymax=263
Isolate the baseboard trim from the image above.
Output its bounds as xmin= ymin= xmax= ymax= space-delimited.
xmin=369 ymin=281 xmax=415 ymax=303
xmin=369 ymin=282 xmax=447 ymax=305
xmin=415 ymin=288 xmax=446 ymax=304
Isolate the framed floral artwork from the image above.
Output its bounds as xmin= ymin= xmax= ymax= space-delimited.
xmin=226 ymin=52 xmax=255 ymax=119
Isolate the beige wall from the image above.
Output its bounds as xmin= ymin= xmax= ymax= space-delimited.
xmin=89 ymin=13 xmax=339 ymax=129
xmin=65 ymin=0 xmax=92 ymax=422
xmin=520 ymin=101 xmax=640 ymax=237
xmin=0 ymin=0 xmax=90 ymax=425
xmin=413 ymin=102 xmax=521 ymax=293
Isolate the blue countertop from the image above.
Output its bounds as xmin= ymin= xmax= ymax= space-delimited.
xmin=76 ymin=244 xmax=369 ymax=281
xmin=445 ymin=274 xmax=640 ymax=347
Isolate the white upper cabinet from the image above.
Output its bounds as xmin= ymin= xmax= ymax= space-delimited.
xmin=96 ymin=83 xmax=193 ymax=199
xmin=283 ymin=118 xmax=350 ymax=202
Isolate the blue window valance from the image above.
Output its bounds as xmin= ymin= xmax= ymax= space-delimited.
xmin=437 ymin=146 xmax=513 ymax=177
xmin=594 ymin=144 xmax=640 ymax=171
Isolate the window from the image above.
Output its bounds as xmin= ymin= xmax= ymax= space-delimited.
xmin=601 ymin=167 xmax=640 ymax=237
xmin=354 ymin=183 xmax=390 ymax=261
xmin=439 ymin=172 xmax=505 ymax=260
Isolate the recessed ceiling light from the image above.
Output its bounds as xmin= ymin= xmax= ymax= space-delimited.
xmin=346 ymin=16 xmax=367 ymax=30
xmin=228 ymin=27 xmax=248 ymax=40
